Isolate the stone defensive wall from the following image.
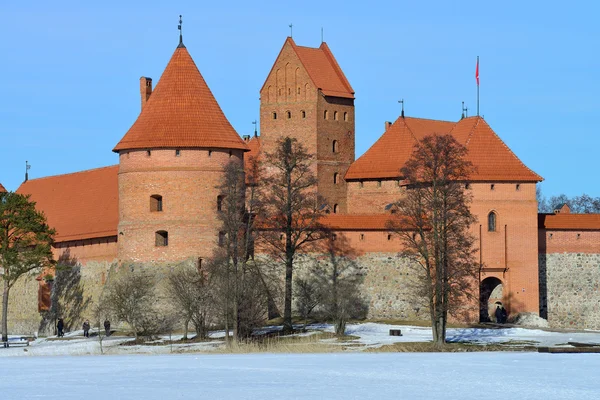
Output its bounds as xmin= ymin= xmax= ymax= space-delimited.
xmin=538 ymin=223 xmax=600 ymax=330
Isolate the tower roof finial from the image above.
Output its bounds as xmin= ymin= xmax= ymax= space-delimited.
xmin=398 ymin=99 xmax=404 ymax=118
xmin=178 ymin=15 xmax=185 ymax=48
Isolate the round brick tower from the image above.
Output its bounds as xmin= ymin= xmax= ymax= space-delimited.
xmin=113 ymin=40 xmax=248 ymax=264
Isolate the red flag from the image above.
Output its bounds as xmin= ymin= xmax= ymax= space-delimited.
xmin=475 ymin=57 xmax=480 ymax=86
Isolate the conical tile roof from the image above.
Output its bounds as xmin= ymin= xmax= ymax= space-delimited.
xmin=114 ymin=46 xmax=248 ymax=152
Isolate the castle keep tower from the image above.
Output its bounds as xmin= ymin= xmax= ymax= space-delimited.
xmin=259 ymin=38 xmax=355 ymax=214
xmin=113 ymin=39 xmax=248 ymax=264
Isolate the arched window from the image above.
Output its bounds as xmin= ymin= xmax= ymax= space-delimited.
xmin=332 ymin=140 xmax=338 ymax=153
xmin=488 ymin=212 xmax=497 ymax=232
xmin=333 ymin=204 xmax=339 ymax=214
xmin=272 ymin=112 xmax=277 ymax=120
xmin=301 ymin=110 xmax=306 ymax=119
xmin=150 ymin=195 xmax=163 ymax=212
xmin=333 ymin=173 xmax=339 ymax=184
xmin=217 ymin=195 xmax=223 ymax=211
xmin=344 ymin=112 xmax=348 ymax=121
xmin=287 ymin=111 xmax=291 ymax=119
xmin=288 ymin=88 xmax=291 ymax=95
xmin=334 ymin=111 xmax=338 ymax=120
xmin=218 ymin=231 xmax=226 ymax=247
xmin=155 ymin=231 xmax=168 ymax=246
xmin=324 ymin=110 xmax=328 ymax=119
xmin=297 ymin=87 xmax=301 ymax=94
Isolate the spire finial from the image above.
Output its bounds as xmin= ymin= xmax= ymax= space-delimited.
xmin=321 ymin=27 xmax=324 ymax=43
xmin=398 ymin=99 xmax=404 ymax=118
xmin=177 ymin=15 xmax=185 ymax=48
xmin=25 ymin=160 xmax=30 ymax=182
xmin=252 ymin=120 xmax=258 ymax=137
xmin=289 ymin=23 xmax=293 ymax=38
xmin=461 ymin=101 xmax=465 ymax=120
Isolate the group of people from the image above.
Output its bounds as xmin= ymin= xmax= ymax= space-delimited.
xmin=56 ymin=318 xmax=111 ymax=338
xmin=495 ymin=303 xmax=508 ymax=324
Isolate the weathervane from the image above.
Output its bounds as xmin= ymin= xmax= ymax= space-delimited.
xmin=252 ymin=120 xmax=258 ymax=137
xmin=178 ymin=15 xmax=184 ymax=47
xmin=398 ymin=99 xmax=405 ymax=118
xmin=25 ymin=160 xmax=31 ymax=182
xmin=289 ymin=23 xmax=293 ymax=38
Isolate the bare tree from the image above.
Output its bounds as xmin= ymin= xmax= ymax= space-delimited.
xmin=0 ymin=192 xmax=55 ymax=345
xmin=260 ymin=137 xmax=326 ymax=334
xmin=166 ymin=265 xmax=213 ymax=340
xmin=103 ymin=268 xmax=159 ymax=341
xmin=388 ymin=134 xmax=478 ymax=346
xmin=40 ymin=250 xmax=91 ymax=335
xmin=315 ymin=234 xmax=367 ymax=336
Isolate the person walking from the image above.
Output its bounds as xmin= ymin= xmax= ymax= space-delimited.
xmin=82 ymin=320 xmax=90 ymax=338
xmin=104 ymin=320 xmax=111 ymax=337
xmin=57 ymin=318 xmax=64 ymax=337
xmin=494 ymin=305 xmax=503 ymax=324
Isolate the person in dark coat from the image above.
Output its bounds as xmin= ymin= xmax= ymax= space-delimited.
xmin=82 ymin=320 xmax=90 ymax=338
xmin=103 ymin=320 xmax=111 ymax=337
xmin=495 ymin=305 xmax=503 ymax=324
xmin=57 ymin=318 xmax=64 ymax=337
xmin=501 ymin=306 xmax=508 ymax=324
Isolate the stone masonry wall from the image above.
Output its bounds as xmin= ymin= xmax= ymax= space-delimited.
xmin=540 ymin=253 xmax=600 ymax=329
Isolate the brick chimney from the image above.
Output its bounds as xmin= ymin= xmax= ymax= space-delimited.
xmin=384 ymin=121 xmax=392 ymax=131
xmin=140 ymin=77 xmax=152 ymax=110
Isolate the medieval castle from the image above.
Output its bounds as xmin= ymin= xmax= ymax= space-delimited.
xmin=3 ymin=33 xmax=600 ymax=335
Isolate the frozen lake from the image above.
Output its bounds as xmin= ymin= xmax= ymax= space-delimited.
xmin=1 ymin=352 xmax=599 ymax=399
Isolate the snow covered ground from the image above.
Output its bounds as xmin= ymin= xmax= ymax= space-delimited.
xmin=2 ymin=322 xmax=600 ymax=357
xmin=1 ymin=352 xmax=599 ymax=399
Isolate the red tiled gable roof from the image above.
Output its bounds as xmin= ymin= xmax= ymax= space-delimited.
xmin=244 ymin=136 xmax=261 ymax=169
xmin=346 ymin=116 xmax=542 ymax=182
xmin=17 ymin=166 xmax=118 ymax=242
xmin=538 ymin=213 xmax=600 ymax=231
xmin=261 ymin=38 xmax=354 ymax=99
xmin=345 ymin=117 xmax=455 ymax=180
xmin=452 ymin=117 xmax=542 ymax=182
xmin=0 ymin=183 xmax=6 ymax=192
xmin=114 ymin=46 xmax=248 ymax=152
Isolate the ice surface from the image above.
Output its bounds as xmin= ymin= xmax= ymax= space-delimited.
xmin=1 ymin=352 xmax=599 ymax=399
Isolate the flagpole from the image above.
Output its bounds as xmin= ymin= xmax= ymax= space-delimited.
xmin=476 ymin=56 xmax=480 ymax=116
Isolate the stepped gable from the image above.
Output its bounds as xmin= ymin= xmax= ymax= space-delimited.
xmin=0 ymin=183 xmax=6 ymax=192
xmin=114 ymin=46 xmax=248 ymax=152
xmin=538 ymin=213 xmax=600 ymax=230
xmin=451 ymin=117 xmax=542 ymax=182
xmin=345 ymin=117 xmax=455 ymax=180
xmin=261 ymin=38 xmax=354 ymax=99
xmin=17 ymin=166 xmax=119 ymax=242
xmin=345 ymin=116 xmax=542 ymax=182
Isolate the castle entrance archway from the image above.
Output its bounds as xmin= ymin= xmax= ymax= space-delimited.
xmin=480 ymin=277 xmax=503 ymax=322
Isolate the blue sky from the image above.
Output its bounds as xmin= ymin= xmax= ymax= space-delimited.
xmin=1 ymin=0 xmax=598 ymax=197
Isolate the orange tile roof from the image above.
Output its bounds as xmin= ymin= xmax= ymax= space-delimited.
xmin=345 ymin=116 xmax=542 ymax=182
xmin=261 ymin=38 xmax=354 ymax=99
xmin=114 ymin=46 xmax=248 ymax=152
xmin=244 ymin=136 xmax=261 ymax=170
xmin=0 ymin=183 xmax=6 ymax=192
xmin=17 ymin=166 xmax=118 ymax=242
xmin=538 ymin=213 xmax=600 ymax=230
xmin=345 ymin=117 xmax=455 ymax=180
xmin=320 ymin=214 xmax=412 ymax=231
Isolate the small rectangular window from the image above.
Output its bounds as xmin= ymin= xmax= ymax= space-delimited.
xmin=155 ymin=231 xmax=168 ymax=246
xmin=175 ymin=149 xmax=181 ymax=157
xmin=516 ymin=184 xmax=520 ymax=191
xmin=491 ymin=184 xmax=495 ymax=190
